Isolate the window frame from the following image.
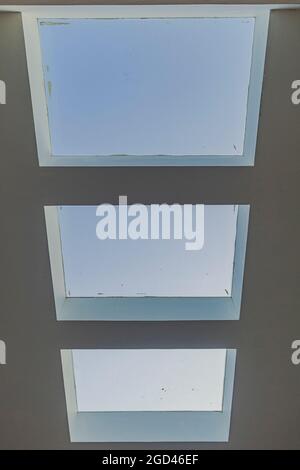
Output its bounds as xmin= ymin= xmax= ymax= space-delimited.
xmin=61 ymin=348 xmax=236 ymax=442
xmin=22 ymin=5 xmax=269 ymax=167
xmin=44 ymin=204 xmax=249 ymax=321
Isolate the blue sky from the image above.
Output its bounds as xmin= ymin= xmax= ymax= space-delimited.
xmin=39 ymin=17 xmax=254 ymax=156
xmin=58 ymin=205 xmax=237 ymax=298
xmin=73 ymin=349 xmax=226 ymax=411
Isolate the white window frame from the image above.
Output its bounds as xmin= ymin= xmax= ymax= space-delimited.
xmin=22 ymin=5 xmax=270 ymax=167
xmin=44 ymin=204 xmax=249 ymax=321
xmin=61 ymin=348 xmax=236 ymax=442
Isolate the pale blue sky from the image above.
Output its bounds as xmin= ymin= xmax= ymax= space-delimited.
xmin=58 ymin=205 xmax=238 ymax=298
xmin=39 ymin=18 xmax=254 ymax=156
xmin=73 ymin=349 xmax=226 ymax=411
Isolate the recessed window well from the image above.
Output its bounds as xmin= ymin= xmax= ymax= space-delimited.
xmin=44 ymin=204 xmax=249 ymax=320
xmin=22 ymin=7 xmax=269 ymax=166
xmin=61 ymin=348 xmax=236 ymax=442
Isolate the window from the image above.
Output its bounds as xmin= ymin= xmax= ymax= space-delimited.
xmin=45 ymin=204 xmax=249 ymax=320
xmin=23 ymin=6 xmax=269 ymax=166
xmin=62 ymin=349 xmax=236 ymax=442
xmin=59 ymin=205 xmax=237 ymax=298
xmin=73 ymin=349 xmax=226 ymax=412
xmin=39 ymin=18 xmax=253 ymax=157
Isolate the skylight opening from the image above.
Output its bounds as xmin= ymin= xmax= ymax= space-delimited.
xmin=61 ymin=348 xmax=236 ymax=441
xmin=38 ymin=17 xmax=254 ymax=157
xmin=58 ymin=205 xmax=238 ymax=298
xmin=44 ymin=204 xmax=249 ymax=319
xmin=72 ymin=349 xmax=227 ymax=412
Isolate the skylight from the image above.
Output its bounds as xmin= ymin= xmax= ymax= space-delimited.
xmin=45 ymin=204 xmax=249 ymax=320
xmin=38 ymin=18 xmax=254 ymax=157
xmin=22 ymin=7 xmax=269 ymax=166
xmin=72 ymin=349 xmax=226 ymax=412
xmin=61 ymin=348 xmax=236 ymax=441
xmin=58 ymin=205 xmax=238 ymax=298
